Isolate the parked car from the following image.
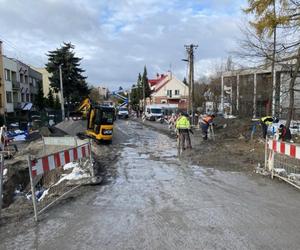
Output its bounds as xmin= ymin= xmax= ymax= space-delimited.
xmin=118 ymin=107 xmax=129 ymax=119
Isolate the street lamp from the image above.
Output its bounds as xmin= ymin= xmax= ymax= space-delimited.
xmin=59 ymin=64 xmax=65 ymax=121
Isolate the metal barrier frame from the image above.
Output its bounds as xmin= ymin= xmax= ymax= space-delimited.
xmin=266 ymin=138 xmax=300 ymax=190
xmin=0 ymin=154 xmax=4 ymax=218
xmin=28 ymin=141 xmax=93 ymax=221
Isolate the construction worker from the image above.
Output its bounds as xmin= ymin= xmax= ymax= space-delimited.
xmin=176 ymin=112 xmax=192 ymax=149
xmin=199 ymin=114 xmax=215 ymax=140
xmin=260 ymin=116 xmax=279 ymax=139
xmin=278 ymin=124 xmax=292 ymax=142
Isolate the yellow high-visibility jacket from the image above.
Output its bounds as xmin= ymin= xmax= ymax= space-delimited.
xmin=261 ymin=116 xmax=273 ymax=125
xmin=176 ymin=116 xmax=190 ymax=129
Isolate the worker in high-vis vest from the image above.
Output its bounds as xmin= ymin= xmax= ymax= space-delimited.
xmin=199 ymin=114 xmax=215 ymax=140
xmin=260 ymin=116 xmax=279 ymax=138
xmin=176 ymin=112 xmax=192 ymax=149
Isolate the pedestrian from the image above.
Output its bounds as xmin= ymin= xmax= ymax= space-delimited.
xmin=260 ymin=116 xmax=279 ymax=139
xmin=175 ymin=112 xmax=192 ymax=149
xmin=199 ymin=114 xmax=215 ymax=140
xmin=278 ymin=124 xmax=292 ymax=142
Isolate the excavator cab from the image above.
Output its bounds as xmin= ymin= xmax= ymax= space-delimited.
xmin=86 ymin=105 xmax=115 ymax=141
xmin=78 ymin=98 xmax=115 ymax=142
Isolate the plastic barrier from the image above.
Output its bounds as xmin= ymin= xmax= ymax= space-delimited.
xmin=266 ymin=138 xmax=300 ymax=189
xmin=28 ymin=142 xmax=92 ymax=221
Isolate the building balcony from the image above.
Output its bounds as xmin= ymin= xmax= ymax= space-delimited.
xmin=13 ymin=102 xmax=21 ymax=109
xmin=167 ymin=94 xmax=182 ymax=99
xmin=12 ymin=80 xmax=20 ymax=89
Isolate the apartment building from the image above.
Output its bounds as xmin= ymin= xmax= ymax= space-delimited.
xmin=0 ymin=42 xmax=5 ymax=114
xmin=2 ymin=56 xmax=42 ymax=114
xmin=3 ymin=56 xmax=17 ymax=113
xmin=34 ymin=67 xmax=60 ymax=100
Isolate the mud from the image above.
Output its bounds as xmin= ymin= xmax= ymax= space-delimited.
xmin=136 ymin=118 xmax=265 ymax=172
xmin=1 ymin=120 xmax=300 ymax=249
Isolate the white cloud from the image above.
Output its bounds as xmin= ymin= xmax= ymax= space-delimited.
xmin=0 ymin=0 xmax=247 ymax=90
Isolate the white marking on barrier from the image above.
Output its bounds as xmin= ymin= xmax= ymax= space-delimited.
xmin=286 ymin=144 xmax=290 ymax=156
xmin=59 ymin=151 xmax=66 ymax=166
xmin=33 ymin=159 xmax=44 ymax=176
xmin=48 ymin=155 xmax=55 ymax=171
xmin=78 ymin=146 xmax=83 ymax=159
xmin=296 ymin=145 xmax=300 ymax=159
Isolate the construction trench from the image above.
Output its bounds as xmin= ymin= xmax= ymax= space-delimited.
xmin=1 ymin=118 xmax=300 ymax=249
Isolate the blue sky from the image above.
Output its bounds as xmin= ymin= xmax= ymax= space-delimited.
xmin=0 ymin=0 xmax=247 ymax=90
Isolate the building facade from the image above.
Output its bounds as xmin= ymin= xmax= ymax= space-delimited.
xmin=149 ymin=72 xmax=189 ymax=110
xmin=221 ymin=65 xmax=300 ymax=119
xmin=34 ymin=67 xmax=60 ymax=100
xmin=0 ymin=42 xmax=5 ymax=114
xmin=3 ymin=56 xmax=18 ymax=113
xmin=2 ymin=56 xmax=43 ymax=114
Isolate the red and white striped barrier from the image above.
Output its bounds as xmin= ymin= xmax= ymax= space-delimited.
xmin=31 ymin=143 xmax=91 ymax=177
xmin=268 ymin=139 xmax=300 ymax=160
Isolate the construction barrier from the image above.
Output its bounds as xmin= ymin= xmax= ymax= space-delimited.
xmin=0 ymin=154 xmax=4 ymax=217
xmin=266 ymin=138 xmax=300 ymax=189
xmin=28 ymin=142 xmax=92 ymax=221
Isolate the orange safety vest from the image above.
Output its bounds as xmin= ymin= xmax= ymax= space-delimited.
xmin=201 ymin=116 xmax=213 ymax=124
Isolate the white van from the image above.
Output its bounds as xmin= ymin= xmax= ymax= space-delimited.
xmin=145 ymin=105 xmax=163 ymax=121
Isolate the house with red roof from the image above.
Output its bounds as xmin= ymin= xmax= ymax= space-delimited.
xmin=148 ymin=72 xmax=189 ymax=110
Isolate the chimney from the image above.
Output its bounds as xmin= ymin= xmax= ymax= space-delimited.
xmin=156 ymin=73 xmax=159 ymax=79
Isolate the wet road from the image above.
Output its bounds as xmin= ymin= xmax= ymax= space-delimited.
xmin=1 ymin=120 xmax=300 ymax=249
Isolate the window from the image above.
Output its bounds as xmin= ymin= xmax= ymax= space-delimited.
xmin=25 ymin=75 xmax=28 ymax=84
xmin=4 ymin=69 xmax=11 ymax=81
xmin=175 ymin=90 xmax=180 ymax=95
xmin=11 ymin=71 xmax=17 ymax=82
xmin=29 ymin=77 xmax=33 ymax=85
xmin=167 ymin=90 xmax=172 ymax=97
xmin=20 ymin=73 xmax=24 ymax=83
xmin=26 ymin=93 xmax=30 ymax=102
xmin=6 ymin=91 xmax=12 ymax=103
xmin=21 ymin=93 xmax=25 ymax=102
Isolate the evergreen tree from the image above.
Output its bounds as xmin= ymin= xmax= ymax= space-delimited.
xmin=142 ymin=66 xmax=151 ymax=98
xmin=137 ymin=73 xmax=142 ymax=102
xmin=34 ymin=82 xmax=46 ymax=111
xmin=54 ymin=95 xmax=61 ymax=110
xmin=45 ymin=42 xmax=89 ymax=113
xmin=47 ymin=89 xmax=55 ymax=109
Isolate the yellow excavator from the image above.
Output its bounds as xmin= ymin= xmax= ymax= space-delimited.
xmin=77 ymin=98 xmax=115 ymax=142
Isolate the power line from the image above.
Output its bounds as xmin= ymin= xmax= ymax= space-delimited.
xmin=0 ymin=36 xmax=45 ymax=67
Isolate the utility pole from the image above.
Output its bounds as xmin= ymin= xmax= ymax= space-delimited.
xmin=59 ymin=64 xmax=65 ymax=121
xmin=142 ymin=78 xmax=145 ymax=113
xmin=184 ymin=44 xmax=198 ymax=124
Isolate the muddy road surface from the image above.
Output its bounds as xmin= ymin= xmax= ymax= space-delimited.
xmin=1 ymin=120 xmax=300 ymax=250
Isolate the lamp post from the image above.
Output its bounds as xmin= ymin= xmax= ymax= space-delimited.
xmin=59 ymin=64 xmax=65 ymax=121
